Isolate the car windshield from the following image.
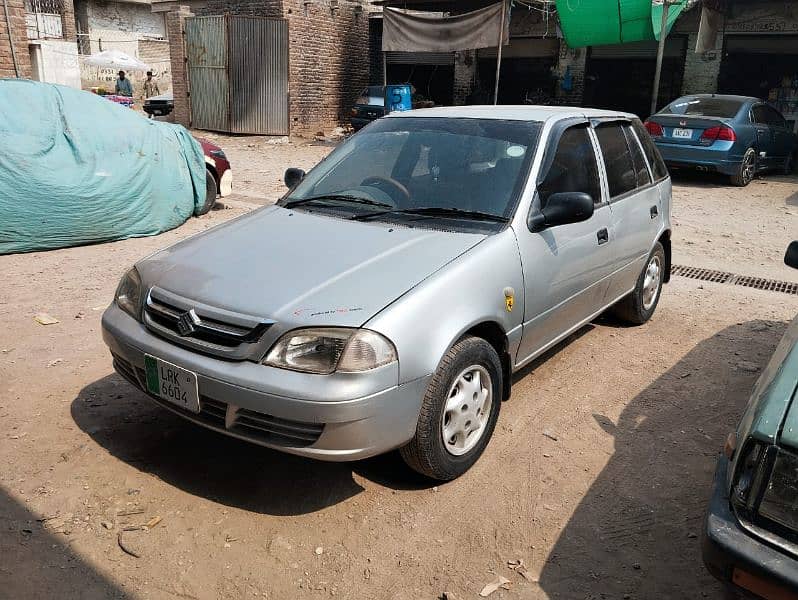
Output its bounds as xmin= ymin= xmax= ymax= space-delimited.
xmin=283 ymin=117 xmax=542 ymax=229
xmin=660 ymin=97 xmax=744 ymax=119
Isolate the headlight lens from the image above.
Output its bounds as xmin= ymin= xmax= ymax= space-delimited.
xmin=209 ymin=149 xmax=227 ymax=160
xmin=115 ymin=267 xmax=143 ymax=320
xmin=758 ymin=451 xmax=798 ymax=531
xmin=264 ymin=328 xmax=397 ymax=374
xmin=732 ymin=441 xmax=767 ymax=511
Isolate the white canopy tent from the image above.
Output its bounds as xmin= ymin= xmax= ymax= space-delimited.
xmin=83 ymin=49 xmax=150 ymax=72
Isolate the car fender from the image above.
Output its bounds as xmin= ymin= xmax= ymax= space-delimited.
xmin=364 ymin=229 xmax=525 ymax=385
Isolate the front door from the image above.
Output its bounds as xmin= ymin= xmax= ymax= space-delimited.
xmin=515 ymin=123 xmax=615 ymax=366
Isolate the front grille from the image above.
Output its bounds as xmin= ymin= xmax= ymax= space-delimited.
xmin=110 ymin=354 xmax=324 ymax=448
xmin=143 ymin=288 xmax=273 ymax=359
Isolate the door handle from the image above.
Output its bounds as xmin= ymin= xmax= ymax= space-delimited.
xmin=650 ymin=205 xmax=658 ymax=219
xmin=597 ymin=228 xmax=609 ymax=245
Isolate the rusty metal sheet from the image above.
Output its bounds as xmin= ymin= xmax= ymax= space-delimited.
xmin=229 ymin=17 xmax=289 ymax=135
xmin=186 ymin=16 xmax=229 ymax=132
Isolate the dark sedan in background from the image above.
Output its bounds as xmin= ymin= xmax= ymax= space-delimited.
xmin=144 ymin=92 xmax=174 ymax=118
xmin=645 ymin=94 xmax=797 ymax=186
xmin=349 ymin=86 xmax=386 ymax=131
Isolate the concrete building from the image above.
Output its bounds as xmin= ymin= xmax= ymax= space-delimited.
xmin=372 ymin=0 xmax=798 ymax=130
xmin=74 ymin=0 xmax=171 ymax=94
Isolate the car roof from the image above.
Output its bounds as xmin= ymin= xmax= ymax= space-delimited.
xmin=385 ymin=105 xmax=637 ymax=123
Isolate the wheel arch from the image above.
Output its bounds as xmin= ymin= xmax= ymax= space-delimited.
xmin=461 ymin=321 xmax=512 ymax=401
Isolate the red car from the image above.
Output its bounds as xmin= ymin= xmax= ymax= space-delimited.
xmin=197 ymin=138 xmax=233 ymax=215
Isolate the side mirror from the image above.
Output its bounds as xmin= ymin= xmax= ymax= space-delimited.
xmin=284 ymin=167 xmax=305 ymax=189
xmin=786 ymin=241 xmax=798 ymax=270
xmin=529 ymin=192 xmax=594 ymax=231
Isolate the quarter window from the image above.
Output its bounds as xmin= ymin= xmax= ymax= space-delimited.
xmin=595 ymin=123 xmax=636 ymax=198
xmin=632 ymin=119 xmax=668 ymax=181
xmin=538 ymin=125 xmax=602 ymax=208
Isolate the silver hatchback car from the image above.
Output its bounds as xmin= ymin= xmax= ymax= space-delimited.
xmin=103 ymin=106 xmax=672 ymax=480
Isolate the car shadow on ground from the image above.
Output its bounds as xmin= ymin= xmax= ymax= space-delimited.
xmin=70 ymin=372 xmax=437 ymax=516
xmin=0 ymin=488 xmax=129 ymax=599
xmin=537 ymin=319 xmax=787 ymax=598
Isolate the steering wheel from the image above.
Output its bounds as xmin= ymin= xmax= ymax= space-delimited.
xmin=360 ymin=176 xmax=410 ymax=205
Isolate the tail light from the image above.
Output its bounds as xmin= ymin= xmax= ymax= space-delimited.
xmin=700 ymin=125 xmax=736 ymax=146
xmin=644 ymin=120 xmax=664 ymax=137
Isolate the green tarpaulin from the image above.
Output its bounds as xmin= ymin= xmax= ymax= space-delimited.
xmin=555 ymin=0 xmax=689 ymax=47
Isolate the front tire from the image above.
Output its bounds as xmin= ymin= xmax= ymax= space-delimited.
xmin=613 ymin=242 xmax=665 ymax=325
xmin=195 ymin=169 xmax=218 ymax=216
xmin=400 ymin=336 xmax=502 ymax=481
xmin=730 ymin=148 xmax=757 ymax=187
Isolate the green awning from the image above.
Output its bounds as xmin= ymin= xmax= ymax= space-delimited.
xmin=555 ymin=0 xmax=690 ymax=47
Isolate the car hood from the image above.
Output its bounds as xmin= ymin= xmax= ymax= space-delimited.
xmin=136 ymin=206 xmax=487 ymax=327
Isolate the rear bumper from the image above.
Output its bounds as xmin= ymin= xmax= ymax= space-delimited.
xmin=702 ymin=455 xmax=798 ymax=597
xmin=655 ymin=141 xmax=741 ymax=175
xmin=144 ymin=104 xmax=174 ymax=116
xmin=101 ymin=304 xmax=428 ymax=461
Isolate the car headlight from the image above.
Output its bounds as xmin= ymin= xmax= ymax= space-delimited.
xmin=731 ymin=441 xmax=768 ymax=513
xmin=209 ymin=149 xmax=227 ymax=160
xmin=115 ymin=267 xmax=143 ymax=320
xmin=263 ymin=328 xmax=397 ymax=374
xmin=758 ymin=450 xmax=798 ymax=532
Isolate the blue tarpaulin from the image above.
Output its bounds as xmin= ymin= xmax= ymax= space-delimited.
xmin=0 ymin=79 xmax=205 ymax=254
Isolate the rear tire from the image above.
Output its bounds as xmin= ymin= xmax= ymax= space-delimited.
xmin=613 ymin=242 xmax=665 ymax=325
xmin=195 ymin=169 xmax=218 ymax=216
xmin=400 ymin=336 xmax=502 ymax=481
xmin=730 ymin=148 xmax=756 ymax=187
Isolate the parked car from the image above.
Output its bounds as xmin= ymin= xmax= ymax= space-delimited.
xmin=197 ymin=138 xmax=233 ymax=215
xmin=703 ymin=242 xmax=798 ymax=599
xmin=350 ymin=86 xmax=386 ymax=130
xmin=645 ymin=94 xmax=797 ymax=186
xmin=143 ymin=92 xmax=174 ymax=118
xmin=102 ymin=106 xmax=672 ymax=480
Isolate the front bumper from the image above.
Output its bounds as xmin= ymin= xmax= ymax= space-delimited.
xmin=702 ymin=455 xmax=798 ymax=598
xmin=101 ymin=304 xmax=429 ymax=461
xmin=219 ymin=168 xmax=233 ymax=197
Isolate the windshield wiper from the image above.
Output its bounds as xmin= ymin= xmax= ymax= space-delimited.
xmin=283 ymin=195 xmax=394 ymax=209
xmin=352 ymin=206 xmax=510 ymax=223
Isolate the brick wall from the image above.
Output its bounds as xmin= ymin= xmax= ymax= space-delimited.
xmin=198 ymin=0 xmax=281 ymax=17
xmin=165 ymin=5 xmax=191 ymax=126
xmin=283 ymin=0 xmax=369 ymax=135
xmin=0 ymin=0 xmax=32 ymax=78
xmin=554 ymin=44 xmax=586 ymax=105
xmin=61 ymin=0 xmax=76 ymax=42
xmin=138 ymin=38 xmax=171 ymax=90
xmin=453 ymin=50 xmax=476 ymax=105
xmin=681 ymin=30 xmax=722 ymax=95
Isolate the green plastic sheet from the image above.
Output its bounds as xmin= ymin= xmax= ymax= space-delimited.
xmin=555 ymin=0 xmax=689 ymax=47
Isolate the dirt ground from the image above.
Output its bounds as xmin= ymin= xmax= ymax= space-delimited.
xmin=1 ymin=135 xmax=797 ymax=600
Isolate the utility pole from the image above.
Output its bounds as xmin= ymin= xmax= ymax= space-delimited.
xmin=493 ymin=0 xmax=507 ymax=105
xmin=651 ymin=0 xmax=673 ymax=116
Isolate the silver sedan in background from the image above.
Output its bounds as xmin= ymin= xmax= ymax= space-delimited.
xmin=102 ymin=106 xmax=672 ymax=480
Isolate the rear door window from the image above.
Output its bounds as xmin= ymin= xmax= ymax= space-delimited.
xmin=595 ymin=123 xmax=636 ymax=198
xmin=538 ymin=125 xmax=602 ymax=207
xmin=752 ymin=105 xmax=769 ymax=125
xmin=623 ymin=124 xmax=652 ymax=188
xmin=764 ymin=105 xmax=788 ymax=129
xmin=631 ymin=119 xmax=668 ymax=181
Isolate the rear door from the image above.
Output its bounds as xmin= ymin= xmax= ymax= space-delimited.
xmin=763 ymin=105 xmax=794 ymax=161
xmin=515 ymin=122 xmax=615 ymax=364
xmin=593 ymin=121 xmax=661 ymax=300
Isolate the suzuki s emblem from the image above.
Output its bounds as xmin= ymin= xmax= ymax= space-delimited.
xmin=176 ymin=309 xmax=200 ymax=336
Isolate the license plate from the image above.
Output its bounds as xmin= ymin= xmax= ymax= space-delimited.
xmin=144 ymin=355 xmax=200 ymax=413
xmin=672 ymin=128 xmax=693 ymax=139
